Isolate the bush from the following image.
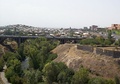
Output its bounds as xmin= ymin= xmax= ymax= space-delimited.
xmin=43 ymin=62 xmax=74 ymax=84
xmin=88 ymin=77 xmax=115 ymax=84
xmin=71 ymin=68 xmax=89 ymax=84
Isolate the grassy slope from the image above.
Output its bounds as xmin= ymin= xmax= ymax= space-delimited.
xmin=112 ymin=30 xmax=120 ymax=35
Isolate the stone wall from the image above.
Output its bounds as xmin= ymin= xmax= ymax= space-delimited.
xmin=77 ymin=45 xmax=120 ymax=58
xmin=77 ymin=45 xmax=93 ymax=52
xmin=96 ymin=48 xmax=104 ymax=55
xmin=104 ymin=50 xmax=114 ymax=57
xmin=113 ymin=51 xmax=120 ymax=58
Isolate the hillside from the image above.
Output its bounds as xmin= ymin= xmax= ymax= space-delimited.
xmin=0 ymin=24 xmax=35 ymax=29
xmin=52 ymin=44 xmax=120 ymax=79
xmin=0 ymin=45 xmax=6 ymax=56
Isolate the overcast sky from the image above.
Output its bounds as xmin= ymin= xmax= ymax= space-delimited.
xmin=0 ymin=0 xmax=120 ymax=28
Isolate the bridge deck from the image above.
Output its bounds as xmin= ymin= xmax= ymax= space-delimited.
xmin=0 ymin=35 xmax=85 ymax=40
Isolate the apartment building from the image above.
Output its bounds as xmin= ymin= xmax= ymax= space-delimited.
xmin=109 ymin=24 xmax=120 ymax=30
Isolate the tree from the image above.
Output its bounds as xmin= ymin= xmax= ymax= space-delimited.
xmin=95 ymin=36 xmax=105 ymax=46
xmin=71 ymin=68 xmax=89 ymax=84
xmin=46 ymin=53 xmax=57 ymax=63
xmin=80 ymin=38 xmax=99 ymax=45
xmin=108 ymin=30 xmax=112 ymax=40
xmin=10 ymin=74 xmax=22 ymax=84
xmin=5 ymin=66 xmax=15 ymax=81
xmin=17 ymin=44 xmax=26 ymax=61
xmin=88 ymin=77 xmax=115 ymax=84
xmin=23 ymin=38 xmax=58 ymax=70
xmin=115 ymin=39 xmax=120 ymax=46
xmin=12 ymin=59 xmax=22 ymax=74
xmin=0 ymin=57 xmax=5 ymax=71
xmin=115 ymin=76 xmax=120 ymax=84
xmin=23 ymin=69 xmax=42 ymax=84
xmin=43 ymin=62 xmax=59 ymax=84
xmin=4 ymin=29 xmax=13 ymax=35
xmin=43 ymin=62 xmax=74 ymax=84
xmin=4 ymin=37 xmax=59 ymax=84
xmin=57 ymin=68 xmax=74 ymax=84
xmin=107 ymin=30 xmax=115 ymax=45
xmin=3 ymin=52 xmax=15 ymax=62
xmin=3 ymin=52 xmax=21 ymax=68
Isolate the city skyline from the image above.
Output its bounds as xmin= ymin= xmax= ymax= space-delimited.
xmin=0 ymin=0 xmax=120 ymax=28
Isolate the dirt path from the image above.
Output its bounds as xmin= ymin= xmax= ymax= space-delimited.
xmin=0 ymin=65 xmax=11 ymax=84
xmin=0 ymin=78 xmax=4 ymax=84
xmin=0 ymin=45 xmax=11 ymax=84
xmin=0 ymin=71 xmax=11 ymax=84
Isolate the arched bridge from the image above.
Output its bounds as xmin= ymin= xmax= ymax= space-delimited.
xmin=0 ymin=35 xmax=85 ymax=47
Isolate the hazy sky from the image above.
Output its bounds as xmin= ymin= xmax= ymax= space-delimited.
xmin=0 ymin=0 xmax=120 ymax=28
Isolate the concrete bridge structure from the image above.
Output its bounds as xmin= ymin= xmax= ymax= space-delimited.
xmin=0 ymin=35 xmax=85 ymax=47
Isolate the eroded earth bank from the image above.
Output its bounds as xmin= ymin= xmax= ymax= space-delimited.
xmin=52 ymin=44 xmax=120 ymax=79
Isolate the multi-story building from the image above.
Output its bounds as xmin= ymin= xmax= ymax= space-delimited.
xmin=89 ymin=25 xmax=98 ymax=31
xmin=109 ymin=24 xmax=120 ymax=30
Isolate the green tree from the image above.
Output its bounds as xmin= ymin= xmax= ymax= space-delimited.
xmin=104 ymin=39 xmax=112 ymax=45
xmin=46 ymin=53 xmax=57 ymax=63
xmin=115 ymin=39 xmax=120 ymax=46
xmin=17 ymin=43 xmax=26 ymax=61
xmin=5 ymin=66 xmax=15 ymax=81
xmin=71 ymin=68 xmax=89 ymax=84
xmin=88 ymin=77 xmax=115 ymax=84
xmin=95 ymin=36 xmax=105 ymax=46
xmin=57 ymin=68 xmax=74 ymax=84
xmin=43 ymin=62 xmax=59 ymax=84
xmin=4 ymin=29 xmax=13 ymax=35
xmin=108 ymin=30 xmax=112 ymax=40
xmin=3 ymin=52 xmax=21 ymax=68
xmin=107 ymin=30 xmax=115 ymax=45
xmin=43 ymin=62 xmax=74 ymax=84
xmin=10 ymin=74 xmax=22 ymax=84
xmin=80 ymin=38 xmax=99 ymax=45
xmin=4 ymin=37 xmax=59 ymax=84
xmin=23 ymin=69 xmax=42 ymax=84
xmin=23 ymin=38 xmax=58 ymax=70
xmin=115 ymin=76 xmax=120 ymax=84
xmin=0 ymin=57 xmax=5 ymax=71
xmin=3 ymin=52 xmax=15 ymax=62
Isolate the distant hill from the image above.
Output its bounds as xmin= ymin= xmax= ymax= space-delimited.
xmin=0 ymin=24 xmax=36 ymax=29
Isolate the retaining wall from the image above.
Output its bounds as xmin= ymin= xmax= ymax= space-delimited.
xmin=113 ymin=51 xmax=120 ymax=58
xmin=96 ymin=48 xmax=104 ymax=55
xmin=104 ymin=50 xmax=114 ymax=57
xmin=77 ymin=45 xmax=120 ymax=58
xmin=77 ymin=45 xmax=93 ymax=52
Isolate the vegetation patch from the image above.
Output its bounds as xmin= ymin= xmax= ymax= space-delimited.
xmin=0 ymin=37 xmax=120 ymax=84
